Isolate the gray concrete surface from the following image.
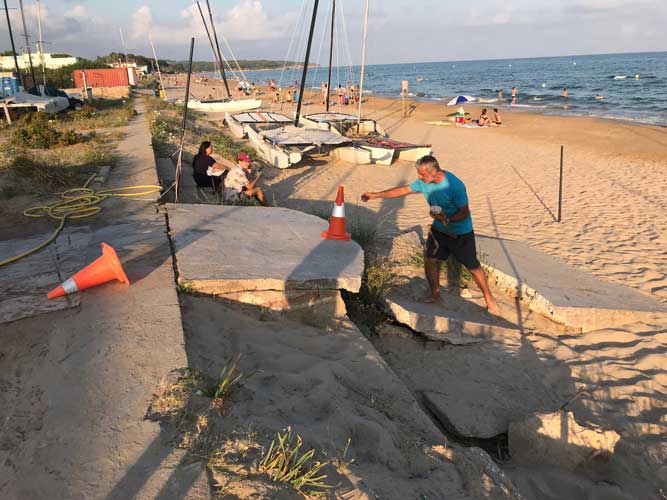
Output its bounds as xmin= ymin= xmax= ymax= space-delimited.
xmin=384 ymin=291 xmax=521 ymax=344
xmin=0 ymin=233 xmax=84 ymax=324
xmin=0 ymin=101 xmax=210 ymax=499
xmin=167 ymin=203 xmax=364 ymax=296
xmin=477 ymin=235 xmax=667 ymax=331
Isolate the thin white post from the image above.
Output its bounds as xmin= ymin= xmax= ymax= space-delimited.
xmin=356 ymin=0 xmax=369 ymax=125
xmin=149 ymin=33 xmax=167 ymax=99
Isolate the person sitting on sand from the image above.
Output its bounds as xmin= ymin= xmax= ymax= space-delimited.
xmin=361 ymin=155 xmax=499 ymax=315
xmin=192 ymin=141 xmax=231 ymax=191
xmin=492 ymin=108 xmax=502 ymax=125
xmin=478 ymin=108 xmax=491 ymax=126
xmin=224 ymin=152 xmax=268 ymax=206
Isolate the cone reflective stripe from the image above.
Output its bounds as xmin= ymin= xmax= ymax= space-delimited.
xmin=47 ymin=242 xmax=130 ymax=299
xmin=321 ymin=185 xmax=351 ymax=241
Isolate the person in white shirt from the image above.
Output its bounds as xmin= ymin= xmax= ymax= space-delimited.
xmin=224 ymin=152 xmax=268 ymax=206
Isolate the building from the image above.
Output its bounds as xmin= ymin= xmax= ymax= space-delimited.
xmin=108 ymin=61 xmax=149 ymax=77
xmin=0 ymin=53 xmax=78 ymax=71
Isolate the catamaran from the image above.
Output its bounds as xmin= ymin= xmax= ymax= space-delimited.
xmin=185 ymin=1 xmax=261 ymax=114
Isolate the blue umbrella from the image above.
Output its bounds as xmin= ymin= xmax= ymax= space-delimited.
xmin=447 ymin=95 xmax=476 ymax=106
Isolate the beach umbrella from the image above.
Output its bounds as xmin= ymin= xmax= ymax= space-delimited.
xmin=447 ymin=95 xmax=476 ymax=106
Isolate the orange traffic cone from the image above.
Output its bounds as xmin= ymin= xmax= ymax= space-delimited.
xmin=47 ymin=242 xmax=130 ymax=299
xmin=321 ymin=186 xmax=351 ymax=241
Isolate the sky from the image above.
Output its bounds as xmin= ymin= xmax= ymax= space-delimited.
xmin=1 ymin=0 xmax=666 ymax=64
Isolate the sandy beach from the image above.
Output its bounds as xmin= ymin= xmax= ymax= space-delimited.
xmin=164 ymin=72 xmax=667 ymax=304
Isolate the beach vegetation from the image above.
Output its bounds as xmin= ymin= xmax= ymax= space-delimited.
xmin=259 ymin=426 xmax=335 ymax=493
xmin=201 ymin=355 xmax=250 ymax=413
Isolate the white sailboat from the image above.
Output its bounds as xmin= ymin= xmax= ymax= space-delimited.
xmin=189 ymin=1 xmax=262 ymax=114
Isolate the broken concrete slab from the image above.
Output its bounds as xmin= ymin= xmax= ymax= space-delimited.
xmin=476 ymin=235 xmax=667 ymax=332
xmin=167 ymin=204 xmax=364 ymax=302
xmin=384 ymin=291 xmax=521 ymax=344
xmin=508 ymin=410 xmax=621 ymax=471
xmin=0 ymin=232 xmax=88 ymax=324
xmin=374 ymin=333 xmax=575 ymax=440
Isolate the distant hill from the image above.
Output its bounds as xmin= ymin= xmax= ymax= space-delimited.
xmin=97 ymin=52 xmax=305 ymax=72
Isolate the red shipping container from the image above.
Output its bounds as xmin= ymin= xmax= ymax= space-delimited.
xmin=73 ymin=68 xmax=131 ymax=88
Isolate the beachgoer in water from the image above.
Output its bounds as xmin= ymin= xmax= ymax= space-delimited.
xmin=595 ymin=94 xmax=605 ymax=100
xmin=562 ymin=88 xmax=568 ymax=97
xmin=360 ymin=155 xmax=499 ymax=315
xmin=511 ymin=86 xmax=517 ymax=104
xmin=497 ymin=89 xmax=503 ymax=100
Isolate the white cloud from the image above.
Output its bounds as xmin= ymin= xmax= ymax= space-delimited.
xmin=129 ymin=1 xmax=297 ymax=50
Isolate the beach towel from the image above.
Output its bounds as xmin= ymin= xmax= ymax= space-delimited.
xmin=426 ymin=121 xmax=453 ymax=126
xmin=457 ymin=123 xmax=489 ymax=129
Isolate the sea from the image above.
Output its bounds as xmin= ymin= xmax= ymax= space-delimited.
xmin=215 ymin=51 xmax=667 ymax=127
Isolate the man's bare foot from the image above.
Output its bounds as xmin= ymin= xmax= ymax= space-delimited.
xmin=418 ymin=293 xmax=440 ymax=303
xmin=486 ymin=299 xmax=501 ymax=316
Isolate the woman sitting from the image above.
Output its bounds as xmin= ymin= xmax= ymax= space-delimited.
xmin=191 ymin=141 xmax=231 ymax=191
xmin=478 ymin=108 xmax=491 ymax=127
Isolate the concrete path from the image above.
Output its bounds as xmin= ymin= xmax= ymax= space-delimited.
xmin=167 ymin=203 xmax=364 ymax=314
xmin=0 ymin=101 xmax=210 ymax=499
xmin=476 ymin=235 xmax=667 ymax=331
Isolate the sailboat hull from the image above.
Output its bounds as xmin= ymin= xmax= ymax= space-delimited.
xmin=187 ymin=99 xmax=262 ymax=113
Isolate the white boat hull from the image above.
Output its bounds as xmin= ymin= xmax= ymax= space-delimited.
xmin=247 ymin=126 xmax=301 ymax=169
xmin=332 ymin=146 xmax=372 ymax=164
xmin=396 ymin=146 xmax=432 ymax=162
xmin=225 ymin=112 xmax=246 ymax=138
xmin=187 ymin=99 xmax=262 ymax=113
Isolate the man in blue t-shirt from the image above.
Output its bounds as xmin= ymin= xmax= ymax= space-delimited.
xmin=361 ymin=155 xmax=499 ymax=315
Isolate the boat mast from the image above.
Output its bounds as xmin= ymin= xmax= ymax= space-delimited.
xmin=119 ymin=28 xmax=129 ymax=65
xmin=148 ymin=32 xmax=167 ymax=99
xmin=3 ymin=0 xmax=21 ymax=80
xmin=295 ymin=0 xmax=320 ymax=127
xmin=196 ymin=1 xmax=225 ymax=93
xmin=17 ymin=0 xmax=35 ymax=85
xmin=325 ymin=0 xmax=335 ymax=112
xmin=205 ymin=0 xmax=232 ymax=99
xmin=36 ymin=0 xmax=46 ymax=86
xmin=356 ymin=0 xmax=369 ymax=126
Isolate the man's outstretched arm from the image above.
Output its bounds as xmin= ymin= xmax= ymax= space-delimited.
xmin=361 ymin=185 xmax=414 ymax=202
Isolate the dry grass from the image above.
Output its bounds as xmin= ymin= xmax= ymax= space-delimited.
xmin=259 ymin=427 xmax=335 ymax=494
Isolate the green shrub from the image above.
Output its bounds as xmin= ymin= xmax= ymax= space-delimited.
xmin=10 ymin=113 xmax=83 ymax=148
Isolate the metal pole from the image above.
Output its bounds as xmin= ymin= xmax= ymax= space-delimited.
xmin=325 ymin=0 xmax=335 ymax=112
xmin=17 ymin=0 xmax=35 ymax=85
xmin=36 ymin=0 xmax=46 ymax=86
xmin=196 ymin=1 xmax=225 ymax=93
xmin=356 ymin=0 xmax=369 ymax=126
xmin=3 ymin=0 xmax=21 ymax=80
xmin=205 ymin=0 xmax=231 ymax=99
xmin=149 ymin=32 xmax=168 ymax=99
xmin=295 ymin=0 xmax=320 ymax=127
xmin=119 ymin=27 xmax=129 ymax=65
xmin=175 ymin=37 xmax=196 ymax=203
xmin=558 ymin=145 xmax=563 ymax=223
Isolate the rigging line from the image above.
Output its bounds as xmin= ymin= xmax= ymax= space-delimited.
xmin=196 ymin=2 xmax=225 ymax=82
xmin=303 ymin=0 xmax=332 ymax=117
xmin=17 ymin=0 xmax=35 ymax=84
xmin=217 ymin=26 xmax=249 ymax=84
xmin=273 ymin=0 xmax=307 ymax=112
xmin=344 ymin=7 xmax=356 ymax=85
xmin=205 ymin=0 xmax=231 ymax=98
xmin=337 ymin=0 xmax=354 ymax=85
xmin=278 ymin=0 xmax=306 ymax=87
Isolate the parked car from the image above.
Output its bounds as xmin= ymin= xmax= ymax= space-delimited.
xmin=28 ymin=85 xmax=83 ymax=110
